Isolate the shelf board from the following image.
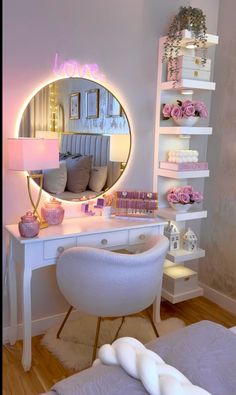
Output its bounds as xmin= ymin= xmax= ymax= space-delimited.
xmin=166 ymin=248 xmax=205 ymax=263
xmin=159 ymin=126 xmax=212 ymax=136
xmin=161 ymin=79 xmax=216 ymax=91
xmin=157 ymin=169 xmax=209 ymax=179
xmin=161 ymin=30 xmax=218 ymax=49
xmin=171 ymin=30 xmax=219 ymax=48
xmin=162 ymin=286 xmax=203 ymax=304
xmin=157 ymin=207 xmax=207 ymax=221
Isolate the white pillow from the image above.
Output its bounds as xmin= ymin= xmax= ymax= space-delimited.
xmin=43 ymin=161 xmax=67 ymax=194
xmin=88 ymin=166 xmax=108 ymax=193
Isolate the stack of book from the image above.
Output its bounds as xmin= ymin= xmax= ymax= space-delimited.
xmin=159 ymin=162 xmax=208 ymax=171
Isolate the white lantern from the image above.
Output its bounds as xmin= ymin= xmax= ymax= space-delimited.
xmin=183 ymin=228 xmax=198 ymax=251
xmin=164 ymin=221 xmax=180 ymax=251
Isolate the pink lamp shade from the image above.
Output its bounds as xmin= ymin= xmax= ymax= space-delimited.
xmin=7 ymin=138 xmax=59 ymax=171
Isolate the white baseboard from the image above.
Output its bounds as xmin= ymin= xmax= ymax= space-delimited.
xmin=199 ymin=282 xmax=236 ymax=315
xmin=3 ymin=309 xmax=83 ymax=345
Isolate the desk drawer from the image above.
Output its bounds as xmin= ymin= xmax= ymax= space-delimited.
xmin=77 ymin=230 xmax=128 ymax=248
xmin=44 ymin=237 xmax=76 ymax=259
xmin=128 ymin=227 xmax=159 ymax=245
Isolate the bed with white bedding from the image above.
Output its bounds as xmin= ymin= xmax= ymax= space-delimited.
xmin=41 ymin=320 xmax=236 ymax=395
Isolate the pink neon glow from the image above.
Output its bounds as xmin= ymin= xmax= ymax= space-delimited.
xmin=53 ymin=53 xmax=104 ymax=80
xmin=7 ymin=138 xmax=59 ymax=171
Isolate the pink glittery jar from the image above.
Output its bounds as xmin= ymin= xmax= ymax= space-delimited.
xmin=18 ymin=211 xmax=40 ymax=238
xmin=41 ymin=197 xmax=64 ymax=225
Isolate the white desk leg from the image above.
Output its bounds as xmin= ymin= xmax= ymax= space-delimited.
xmin=153 ymin=227 xmax=165 ymax=324
xmin=8 ymin=238 xmax=18 ymax=345
xmin=153 ymin=289 xmax=161 ymax=324
xmin=22 ymin=263 xmax=33 ymax=371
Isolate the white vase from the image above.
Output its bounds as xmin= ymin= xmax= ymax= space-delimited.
xmin=102 ymin=206 xmax=112 ymax=219
xmin=173 ymin=117 xmax=199 ymax=127
xmin=169 ymin=203 xmax=192 ymax=212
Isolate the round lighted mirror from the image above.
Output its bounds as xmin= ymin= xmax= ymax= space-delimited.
xmin=19 ymin=78 xmax=131 ymax=202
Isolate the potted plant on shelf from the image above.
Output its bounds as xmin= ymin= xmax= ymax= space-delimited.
xmin=167 ymin=185 xmax=203 ymax=212
xmin=162 ymin=6 xmax=208 ymax=81
xmin=162 ymin=99 xmax=208 ymax=126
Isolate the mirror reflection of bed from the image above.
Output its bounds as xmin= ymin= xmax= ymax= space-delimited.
xmin=18 ymin=78 xmax=131 ymax=202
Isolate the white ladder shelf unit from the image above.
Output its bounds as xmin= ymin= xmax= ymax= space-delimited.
xmin=154 ymin=30 xmax=218 ymax=303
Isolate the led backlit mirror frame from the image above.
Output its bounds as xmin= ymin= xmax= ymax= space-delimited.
xmin=18 ymin=77 xmax=132 ymax=203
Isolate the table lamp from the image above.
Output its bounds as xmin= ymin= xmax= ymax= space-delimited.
xmin=7 ymin=138 xmax=59 ymax=228
xmin=109 ymin=134 xmax=130 ymax=172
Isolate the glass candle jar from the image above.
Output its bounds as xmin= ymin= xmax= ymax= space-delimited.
xmin=41 ymin=197 xmax=64 ymax=225
xmin=18 ymin=211 xmax=40 ymax=238
xmin=102 ymin=205 xmax=112 ymax=219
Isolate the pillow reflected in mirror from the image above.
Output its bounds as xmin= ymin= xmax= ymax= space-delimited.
xmin=43 ymin=161 xmax=67 ymax=194
xmin=89 ymin=166 xmax=108 ymax=193
xmin=66 ymin=155 xmax=93 ymax=193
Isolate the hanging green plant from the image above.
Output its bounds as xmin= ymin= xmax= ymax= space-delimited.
xmin=162 ymin=6 xmax=208 ymax=81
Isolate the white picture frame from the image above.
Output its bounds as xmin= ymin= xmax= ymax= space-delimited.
xmin=69 ymin=92 xmax=80 ymax=119
xmin=107 ymin=92 xmax=122 ymax=117
xmin=86 ymin=89 xmax=99 ymax=119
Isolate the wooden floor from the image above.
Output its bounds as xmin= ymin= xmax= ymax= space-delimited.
xmin=3 ymin=296 xmax=236 ymax=395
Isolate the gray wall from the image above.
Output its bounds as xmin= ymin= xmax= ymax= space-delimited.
xmin=56 ymin=79 xmax=129 ymax=134
xmin=200 ymin=0 xmax=236 ymax=300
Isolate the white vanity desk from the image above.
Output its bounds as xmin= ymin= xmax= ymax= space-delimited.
xmin=5 ymin=215 xmax=166 ymax=371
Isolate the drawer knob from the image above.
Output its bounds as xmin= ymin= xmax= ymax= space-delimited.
xmin=57 ymin=246 xmax=65 ymax=253
xmin=195 ymin=58 xmax=201 ymax=65
xmin=101 ymin=239 xmax=108 ymax=245
xmin=139 ymin=234 xmax=146 ymax=240
xmin=194 ymin=70 xmax=199 ymax=77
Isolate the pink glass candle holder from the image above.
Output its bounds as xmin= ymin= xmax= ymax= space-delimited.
xmin=18 ymin=211 xmax=40 ymax=238
xmin=41 ymin=197 xmax=64 ymax=225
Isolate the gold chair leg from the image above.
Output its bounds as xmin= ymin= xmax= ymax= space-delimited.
xmin=92 ymin=316 xmax=102 ymax=363
xmin=146 ymin=308 xmax=159 ymax=337
xmin=112 ymin=316 xmax=125 ymax=342
xmin=56 ymin=305 xmax=73 ymax=339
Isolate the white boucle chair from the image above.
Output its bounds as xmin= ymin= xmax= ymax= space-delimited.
xmin=56 ymin=234 xmax=169 ymax=363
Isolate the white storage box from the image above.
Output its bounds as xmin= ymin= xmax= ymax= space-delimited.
xmin=167 ymin=55 xmax=211 ymax=81
xmin=162 ymin=265 xmax=198 ymax=294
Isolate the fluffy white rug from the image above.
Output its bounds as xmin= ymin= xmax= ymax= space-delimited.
xmin=41 ymin=313 xmax=185 ymax=371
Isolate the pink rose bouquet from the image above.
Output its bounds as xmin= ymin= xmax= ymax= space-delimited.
xmin=167 ymin=186 xmax=203 ymax=205
xmin=162 ymin=100 xmax=208 ymax=120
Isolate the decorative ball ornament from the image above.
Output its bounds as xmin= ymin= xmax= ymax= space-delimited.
xmin=164 ymin=221 xmax=180 ymax=251
xmin=183 ymin=228 xmax=198 ymax=251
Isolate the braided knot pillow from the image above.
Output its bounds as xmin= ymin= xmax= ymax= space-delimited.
xmin=93 ymin=337 xmax=211 ymax=395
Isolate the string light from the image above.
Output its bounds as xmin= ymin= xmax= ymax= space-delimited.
xmin=49 ymin=83 xmax=58 ymax=131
